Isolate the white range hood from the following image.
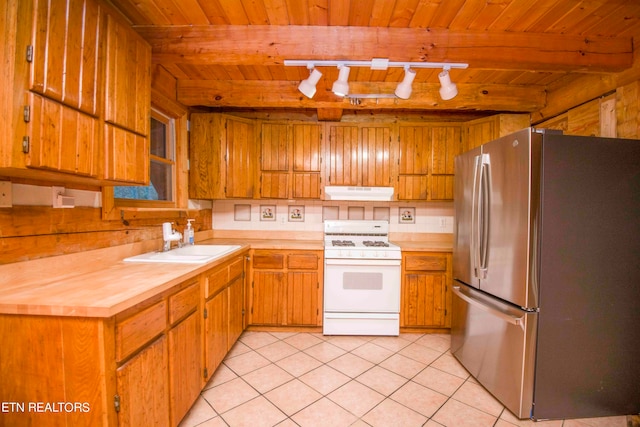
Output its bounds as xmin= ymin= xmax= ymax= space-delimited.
xmin=324 ymin=186 xmax=394 ymax=201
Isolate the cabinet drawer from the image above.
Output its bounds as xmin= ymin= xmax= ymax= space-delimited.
xmin=169 ymin=282 xmax=199 ymax=325
xmin=206 ymin=265 xmax=229 ymax=299
xmin=288 ymin=253 xmax=318 ymax=270
xmin=404 ymin=254 xmax=447 ymax=271
xmin=253 ymin=253 xmax=284 ymax=269
xmin=228 ymin=257 xmax=244 ymax=282
xmin=116 ymin=301 xmax=166 ymax=362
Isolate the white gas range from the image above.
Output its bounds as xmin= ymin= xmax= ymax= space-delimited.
xmin=323 ymin=220 xmax=401 ymax=336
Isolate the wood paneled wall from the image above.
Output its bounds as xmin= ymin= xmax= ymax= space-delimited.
xmin=0 ymin=206 xmax=212 ymax=264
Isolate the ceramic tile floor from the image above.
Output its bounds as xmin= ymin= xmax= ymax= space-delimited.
xmin=179 ymin=331 xmax=632 ymax=427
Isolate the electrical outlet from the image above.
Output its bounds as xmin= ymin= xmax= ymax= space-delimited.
xmin=439 ymin=217 xmax=447 ymax=229
xmin=0 ymin=181 xmax=12 ymax=207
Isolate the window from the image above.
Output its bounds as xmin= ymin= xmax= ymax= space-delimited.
xmin=114 ymin=109 xmax=175 ymax=203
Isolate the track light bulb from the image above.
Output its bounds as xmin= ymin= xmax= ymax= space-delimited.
xmin=438 ymin=69 xmax=458 ymax=100
xmin=298 ymin=68 xmax=323 ymax=98
xmin=395 ymin=68 xmax=416 ymax=99
xmin=332 ymin=65 xmax=351 ymax=97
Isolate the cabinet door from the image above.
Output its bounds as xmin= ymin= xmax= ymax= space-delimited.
xmin=397 ymin=125 xmax=431 ymax=200
xmin=402 ymin=273 xmax=447 ymax=327
xmin=30 ymin=0 xmax=100 ymax=115
xmin=26 ymin=93 xmax=100 ymax=177
xmin=189 ymin=113 xmax=225 ymax=199
xmin=103 ymin=13 xmax=150 ymax=136
xmin=168 ymin=283 xmax=201 ymax=427
xmin=361 ymin=125 xmax=392 ymax=187
xmin=204 ymin=290 xmax=228 ymax=380
xmin=430 ymin=126 xmax=461 ymax=201
xmin=116 ymin=336 xmax=170 ymax=427
xmin=250 ymin=271 xmax=285 ymax=325
xmin=228 ymin=275 xmax=244 ymax=349
xmin=260 ymin=123 xmax=289 ymax=199
xmin=226 ymin=117 xmax=256 ymax=198
xmin=104 ymin=123 xmax=149 ymax=184
xmin=327 ymin=124 xmax=359 ymax=185
xmin=168 ymin=311 xmax=201 ymax=427
xmin=286 ymin=271 xmax=319 ymax=326
xmin=292 ymin=123 xmax=322 ymax=198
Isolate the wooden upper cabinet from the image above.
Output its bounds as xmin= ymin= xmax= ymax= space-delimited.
xmin=361 ymin=125 xmax=393 ymax=187
xmin=259 ymin=122 xmax=322 ymax=199
xmin=189 ymin=113 xmax=224 ymax=199
xmin=326 ymin=123 xmax=393 ymax=188
xmin=327 ymin=124 xmax=359 ymax=186
xmin=397 ymin=125 xmax=431 ymax=200
xmin=463 ymin=114 xmax=530 ymax=152
xmin=30 ymin=0 xmax=101 ymax=116
xmin=226 ymin=116 xmax=256 ymax=198
xmin=260 ymin=123 xmax=289 ymax=199
xmin=430 ymin=126 xmax=461 ymax=201
xmin=189 ymin=113 xmax=256 ymax=199
xmin=397 ymin=124 xmax=462 ymax=201
xmin=103 ymin=12 xmax=151 ymax=136
xmin=292 ymin=123 xmax=322 ymax=199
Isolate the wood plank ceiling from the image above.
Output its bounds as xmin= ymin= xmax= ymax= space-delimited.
xmin=107 ymin=0 xmax=640 ymax=121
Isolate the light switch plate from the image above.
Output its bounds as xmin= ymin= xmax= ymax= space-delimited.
xmin=0 ymin=181 xmax=12 ymax=207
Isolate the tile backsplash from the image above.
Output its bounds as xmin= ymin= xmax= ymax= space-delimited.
xmin=212 ymin=200 xmax=454 ymax=234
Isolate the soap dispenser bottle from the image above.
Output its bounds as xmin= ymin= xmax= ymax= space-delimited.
xmin=184 ymin=219 xmax=195 ymax=245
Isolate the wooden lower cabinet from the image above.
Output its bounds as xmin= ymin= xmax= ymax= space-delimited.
xmin=0 ymin=253 xmax=248 ymax=427
xmin=249 ymin=249 xmax=322 ymax=327
xmin=401 ymin=252 xmax=453 ymax=329
xmin=203 ymin=255 xmax=246 ymax=381
xmin=116 ymin=336 xmax=170 ymax=427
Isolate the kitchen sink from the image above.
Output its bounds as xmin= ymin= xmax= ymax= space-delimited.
xmin=123 ymin=245 xmax=241 ymax=264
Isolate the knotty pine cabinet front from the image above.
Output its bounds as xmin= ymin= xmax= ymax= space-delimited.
xmin=397 ymin=124 xmax=462 ymax=201
xmin=325 ymin=123 xmax=393 ymax=188
xmin=249 ymin=250 xmax=322 ymax=327
xmin=203 ymin=255 xmax=246 ymax=381
xmin=260 ymin=122 xmax=322 ymax=199
xmin=190 ymin=113 xmax=257 ymax=199
xmin=401 ymin=252 xmax=452 ymax=329
xmin=0 ymin=0 xmax=150 ymax=186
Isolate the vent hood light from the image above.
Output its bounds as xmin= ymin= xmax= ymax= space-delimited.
xmin=324 ymin=186 xmax=394 ymax=201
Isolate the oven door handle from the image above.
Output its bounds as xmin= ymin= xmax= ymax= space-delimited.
xmin=325 ymin=258 xmax=401 ymax=266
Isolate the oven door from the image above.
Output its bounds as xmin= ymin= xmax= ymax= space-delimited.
xmin=324 ymin=258 xmax=401 ymax=313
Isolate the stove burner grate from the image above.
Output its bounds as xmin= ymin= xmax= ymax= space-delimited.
xmin=332 ymin=240 xmax=356 ymax=247
xmin=363 ymin=240 xmax=390 ymax=247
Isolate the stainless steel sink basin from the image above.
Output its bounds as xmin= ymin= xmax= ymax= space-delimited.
xmin=123 ymin=245 xmax=241 ymax=264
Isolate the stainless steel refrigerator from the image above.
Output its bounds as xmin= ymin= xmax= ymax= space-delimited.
xmin=451 ymin=127 xmax=640 ymax=420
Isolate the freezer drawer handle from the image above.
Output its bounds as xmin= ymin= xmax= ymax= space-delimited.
xmin=453 ymin=286 xmax=524 ymax=327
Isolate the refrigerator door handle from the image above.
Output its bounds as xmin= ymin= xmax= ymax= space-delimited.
xmin=472 ymin=154 xmax=490 ymax=280
xmin=453 ymin=286 xmax=524 ymax=327
xmin=471 ymin=155 xmax=482 ymax=279
xmin=478 ymin=154 xmax=491 ymax=279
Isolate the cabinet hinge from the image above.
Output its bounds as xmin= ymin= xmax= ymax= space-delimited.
xmin=22 ymin=136 xmax=29 ymax=154
xmin=26 ymin=45 xmax=33 ymax=62
xmin=204 ymin=368 xmax=208 ymax=379
xmin=113 ymin=395 xmax=121 ymax=413
xmin=203 ymin=308 xmax=208 ymax=319
xmin=23 ymin=106 xmax=30 ymax=123
xmin=242 ymin=308 xmax=245 ymax=316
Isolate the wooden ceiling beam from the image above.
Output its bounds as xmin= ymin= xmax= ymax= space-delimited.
xmin=176 ymin=80 xmax=546 ymax=112
xmin=136 ymin=25 xmax=633 ymax=72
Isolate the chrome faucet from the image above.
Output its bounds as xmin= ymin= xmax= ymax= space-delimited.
xmin=162 ymin=222 xmax=182 ymax=251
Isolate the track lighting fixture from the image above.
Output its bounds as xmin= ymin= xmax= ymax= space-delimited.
xmin=285 ymin=59 xmax=468 ymax=100
xmin=297 ymin=68 xmax=322 ymax=98
xmin=394 ymin=67 xmax=416 ymax=99
xmin=438 ymin=68 xmax=458 ymax=101
xmin=332 ymin=65 xmax=351 ymax=97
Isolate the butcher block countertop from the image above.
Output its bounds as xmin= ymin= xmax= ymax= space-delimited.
xmin=0 ymin=232 xmax=451 ymax=318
